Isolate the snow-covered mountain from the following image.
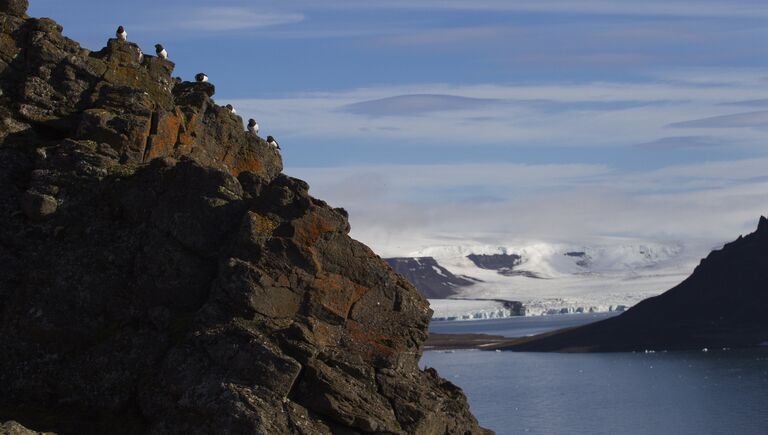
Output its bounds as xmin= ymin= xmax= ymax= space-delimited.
xmin=388 ymin=239 xmax=710 ymax=320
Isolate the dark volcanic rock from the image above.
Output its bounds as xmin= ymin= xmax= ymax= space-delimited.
xmin=0 ymin=0 xmax=28 ymax=17
xmin=466 ymin=253 xmax=521 ymax=271
xmin=0 ymin=6 xmax=490 ymax=435
xmin=385 ymin=257 xmax=477 ymax=298
xmin=504 ymin=217 xmax=768 ymax=352
xmin=465 ymin=253 xmax=541 ymax=277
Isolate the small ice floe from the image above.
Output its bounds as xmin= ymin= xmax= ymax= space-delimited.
xmin=495 ymin=349 xmax=501 ymax=353
xmin=702 ymin=348 xmax=709 ymax=352
xmin=644 ymin=349 xmax=656 ymax=354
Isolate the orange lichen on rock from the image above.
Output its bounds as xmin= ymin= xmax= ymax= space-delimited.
xmin=175 ymin=111 xmax=199 ymax=148
xmin=246 ymin=212 xmax=278 ymax=237
xmin=292 ymin=209 xmax=340 ymax=247
xmin=344 ymin=319 xmax=398 ymax=359
xmin=226 ymin=145 xmax=264 ymax=177
xmin=143 ymin=109 xmax=182 ymax=161
xmin=309 ymin=272 xmax=369 ymax=320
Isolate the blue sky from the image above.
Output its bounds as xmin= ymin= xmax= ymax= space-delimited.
xmin=32 ymin=0 xmax=768 ymax=253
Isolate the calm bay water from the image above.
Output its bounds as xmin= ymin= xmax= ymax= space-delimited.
xmin=422 ymin=316 xmax=768 ymax=435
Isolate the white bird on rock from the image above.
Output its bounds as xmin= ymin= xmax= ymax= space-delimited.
xmin=247 ymin=118 xmax=259 ymax=135
xmin=267 ymin=135 xmax=280 ymax=150
xmin=155 ymin=44 xmax=167 ymax=59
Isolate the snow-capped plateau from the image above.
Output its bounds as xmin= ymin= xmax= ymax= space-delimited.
xmin=387 ymin=238 xmax=713 ymax=320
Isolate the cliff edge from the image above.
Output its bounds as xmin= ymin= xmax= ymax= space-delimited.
xmin=0 ymin=2 xmax=490 ymax=433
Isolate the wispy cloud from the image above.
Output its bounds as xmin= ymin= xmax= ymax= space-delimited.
xmin=634 ymin=136 xmax=729 ymax=149
xmin=340 ymin=94 xmax=503 ymax=117
xmin=226 ymin=70 xmax=768 ymax=149
xmin=302 ymin=0 xmax=768 ymax=18
xmin=668 ymin=110 xmax=768 ymax=128
xmin=176 ymin=7 xmax=304 ymax=31
xmin=722 ymin=99 xmax=768 ymax=108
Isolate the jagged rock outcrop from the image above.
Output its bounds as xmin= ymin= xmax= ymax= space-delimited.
xmin=503 ymin=217 xmax=768 ymax=352
xmin=0 ymin=3 xmax=489 ymax=434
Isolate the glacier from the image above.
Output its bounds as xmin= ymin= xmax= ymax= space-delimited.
xmin=417 ymin=238 xmax=713 ymax=321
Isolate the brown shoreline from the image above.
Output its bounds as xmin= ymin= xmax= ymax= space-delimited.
xmin=425 ymin=332 xmax=520 ymax=350
xmin=425 ymin=326 xmax=586 ymax=351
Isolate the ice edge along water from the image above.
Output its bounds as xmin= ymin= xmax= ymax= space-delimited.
xmin=417 ymin=239 xmax=711 ymax=321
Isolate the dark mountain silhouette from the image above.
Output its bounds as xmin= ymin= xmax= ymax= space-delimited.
xmin=385 ymin=257 xmax=478 ymax=298
xmin=503 ymin=217 xmax=768 ymax=352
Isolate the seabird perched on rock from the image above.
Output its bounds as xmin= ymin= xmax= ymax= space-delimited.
xmin=267 ymin=135 xmax=280 ymax=150
xmin=226 ymin=104 xmax=237 ymax=114
xmin=195 ymin=73 xmax=208 ymax=83
xmin=116 ymin=26 xmax=127 ymax=41
xmin=155 ymin=44 xmax=167 ymax=59
xmin=137 ymin=47 xmax=143 ymax=63
xmin=247 ymin=119 xmax=259 ymax=135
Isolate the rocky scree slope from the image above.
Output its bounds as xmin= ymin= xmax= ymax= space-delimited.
xmin=503 ymin=217 xmax=768 ymax=352
xmin=0 ymin=2 xmax=490 ymax=434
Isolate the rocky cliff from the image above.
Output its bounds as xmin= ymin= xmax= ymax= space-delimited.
xmin=0 ymin=2 xmax=489 ymax=433
xmin=503 ymin=217 xmax=768 ymax=352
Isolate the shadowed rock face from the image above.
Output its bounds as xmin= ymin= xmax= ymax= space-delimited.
xmin=0 ymin=3 xmax=490 ymax=434
xmin=385 ymin=257 xmax=476 ymax=298
xmin=503 ymin=217 xmax=768 ymax=353
xmin=466 ymin=254 xmax=522 ymax=271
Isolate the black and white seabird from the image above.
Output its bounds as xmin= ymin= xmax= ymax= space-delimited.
xmin=226 ymin=104 xmax=237 ymax=114
xmin=155 ymin=44 xmax=168 ymax=59
xmin=195 ymin=73 xmax=209 ymax=83
xmin=137 ymin=47 xmax=143 ymax=63
xmin=267 ymin=135 xmax=280 ymax=150
xmin=116 ymin=25 xmax=127 ymax=41
xmin=247 ymin=119 xmax=259 ymax=135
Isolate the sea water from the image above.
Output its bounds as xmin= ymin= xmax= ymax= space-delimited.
xmin=422 ymin=316 xmax=768 ymax=435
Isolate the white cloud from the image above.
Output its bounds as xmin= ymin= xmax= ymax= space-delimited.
xmin=287 ymin=159 xmax=768 ymax=256
xmin=225 ymin=70 xmax=768 ymax=148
